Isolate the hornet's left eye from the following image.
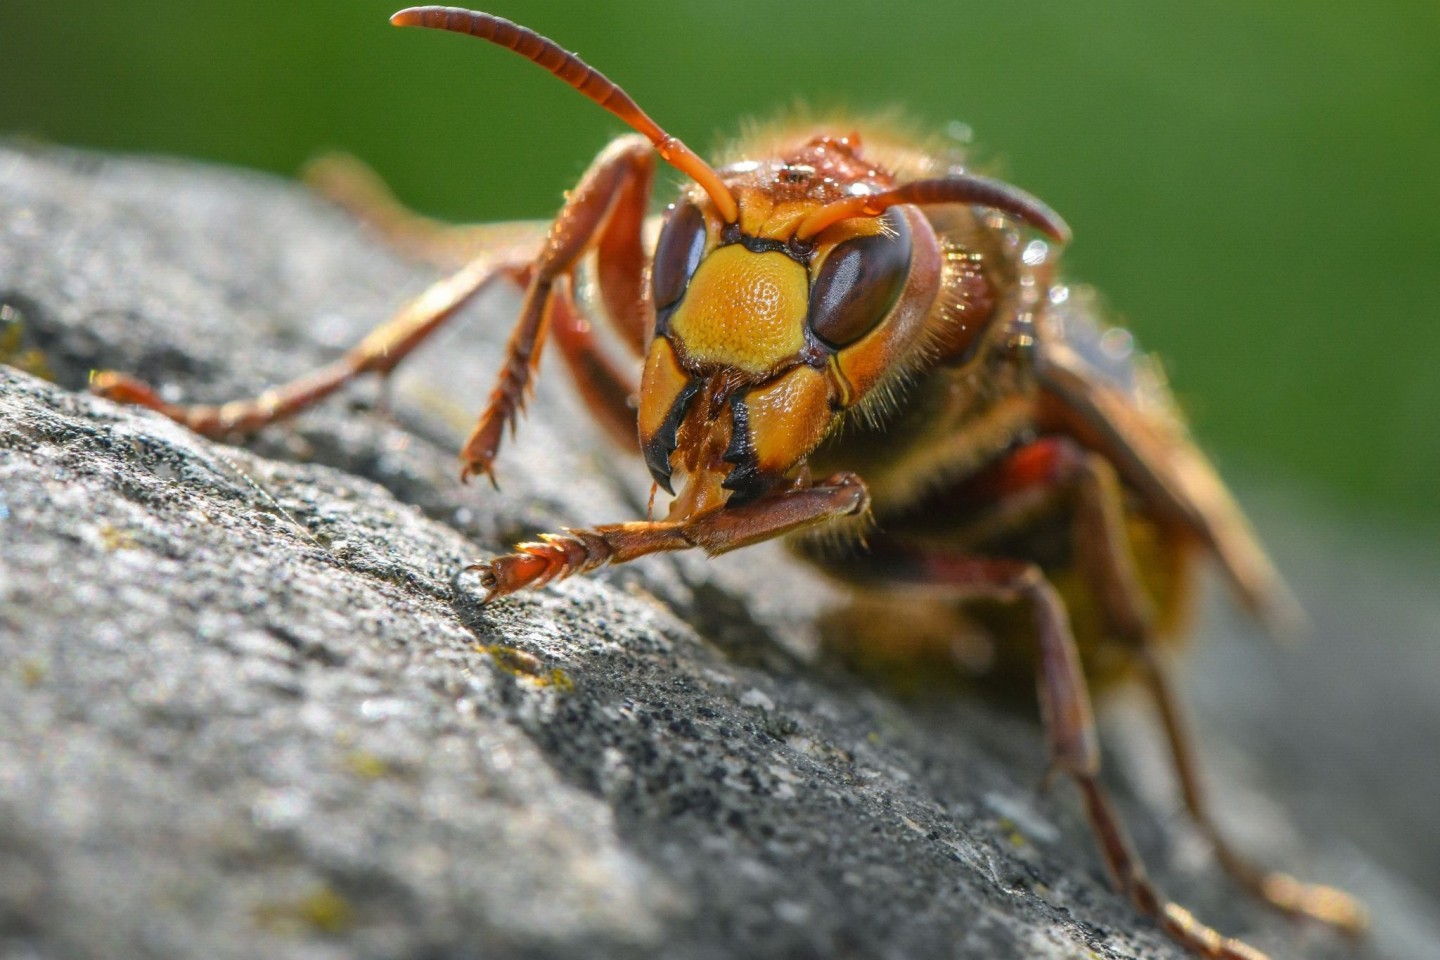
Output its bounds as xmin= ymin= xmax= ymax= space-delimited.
xmin=651 ymin=202 xmax=708 ymax=312
xmin=807 ymin=209 xmax=911 ymax=349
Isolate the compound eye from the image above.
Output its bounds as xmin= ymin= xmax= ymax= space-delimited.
xmin=651 ymin=202 xmax=708 ymax=312
xmin=807 ymin=209 xmax=912 ymax=349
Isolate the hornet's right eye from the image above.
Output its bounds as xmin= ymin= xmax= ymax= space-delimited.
xmin=807 ymin=209 xmax=911 ymax=350
xmin=651 ymin=202 xmax=708 ymax=312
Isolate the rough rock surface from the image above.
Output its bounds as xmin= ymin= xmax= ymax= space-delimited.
xmin=2 ymin=144 xmax=1437 ymax=960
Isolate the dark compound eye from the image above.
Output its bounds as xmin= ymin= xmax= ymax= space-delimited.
xmin=807 ymin=209 xmax=912 ymax=349
xmin=651 ymin=202 xmax=708 ymax=312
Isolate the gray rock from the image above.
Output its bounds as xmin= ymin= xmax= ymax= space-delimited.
xmin=2 ymin=144 xmax=1436 ymax=960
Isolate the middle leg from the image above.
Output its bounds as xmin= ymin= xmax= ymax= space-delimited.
xmin=91 ymin=255 xmax=526 ymax=438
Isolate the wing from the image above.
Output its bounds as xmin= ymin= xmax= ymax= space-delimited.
xmin=1034 ymin=287 xmax=1304 ymax=637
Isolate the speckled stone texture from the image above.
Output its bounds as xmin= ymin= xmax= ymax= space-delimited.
xmin=2 ymin=144 xmax=1437 ymax=960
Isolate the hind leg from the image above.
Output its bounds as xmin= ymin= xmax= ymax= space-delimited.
xmin=888 ymin=436 xmax=1365 ymax=934
xmin=868 ymin=546 xmax=1271 ymax=959
xmin=1055 ymin=443 xmax=1367 ymax=934
xmin=303 ymin=152 xmax=545 ymax=268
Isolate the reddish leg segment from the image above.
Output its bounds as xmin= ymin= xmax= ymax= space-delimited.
xmin=1137 ymin=653 xmax=1368 ymax=935
xmin=466 ymin=473 xmax=869 ymax=602
xmin=547 ymin=278 xmax=639 ymax=454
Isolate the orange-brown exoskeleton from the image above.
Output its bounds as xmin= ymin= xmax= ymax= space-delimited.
xmin=92 ymin=7 xmax=1367 ymax=959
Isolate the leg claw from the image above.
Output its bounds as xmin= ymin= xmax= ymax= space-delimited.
xmin=459 ymin=458 xmax=499 ymax=489
xmin=457 ymin=561 xmax=501 ymax=604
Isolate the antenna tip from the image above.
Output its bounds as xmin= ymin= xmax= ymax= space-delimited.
xmin=390 ymin=8 xmax=424 ymax=28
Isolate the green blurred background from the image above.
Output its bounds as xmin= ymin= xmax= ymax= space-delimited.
xmin=4 ymin=1 xmax=1437 ymax=529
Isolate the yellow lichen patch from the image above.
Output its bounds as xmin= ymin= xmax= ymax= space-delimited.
xmin=542 ymin=668 xmax=574 ymax=692
xmin=344 ymin=750 xmax=390 ymax=779
xmin=296 ymin=886 xmax=354 ymax=934
xmin=475 ymin=644 xmax=575 ymax=692
xmin=998 ymin=817 xmax=1029 ymax=848
xmin=18 ymin=659 xmax=46 ymax=687
xmin=98 ymin=524 xmax=137 ymax=552
xmin=669 ymin=248 xmax=807 ymax=375
xmin=255 ymin=884 xmax=355 ymax=935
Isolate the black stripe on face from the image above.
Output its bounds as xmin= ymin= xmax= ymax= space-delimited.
xmin=720 ymin=392 xmax=769 ymax=506
xmin=643 ymin=377 xmax=701 ymax=494
xmin=719 ymin=223 xmax=817 ymax=265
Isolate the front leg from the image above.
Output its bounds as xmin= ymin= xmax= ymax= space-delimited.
xmin=465 ymin=473 xmax=869 ymax=602
xmin=459 ymin=134 xmax=654 ymax=483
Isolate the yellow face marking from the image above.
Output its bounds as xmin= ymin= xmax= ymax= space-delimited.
xmin=637 ymin=336 xmax=691 ymax=444
xmin=741 ymin=364 xmax=835 ymax=474
xmin=736 ymin=189 xmax=776 ymax=237
xmin=668 ymin=246 xmax=808 ymax=375
xmin=757 ymin=201 xmax=817 ymax=239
